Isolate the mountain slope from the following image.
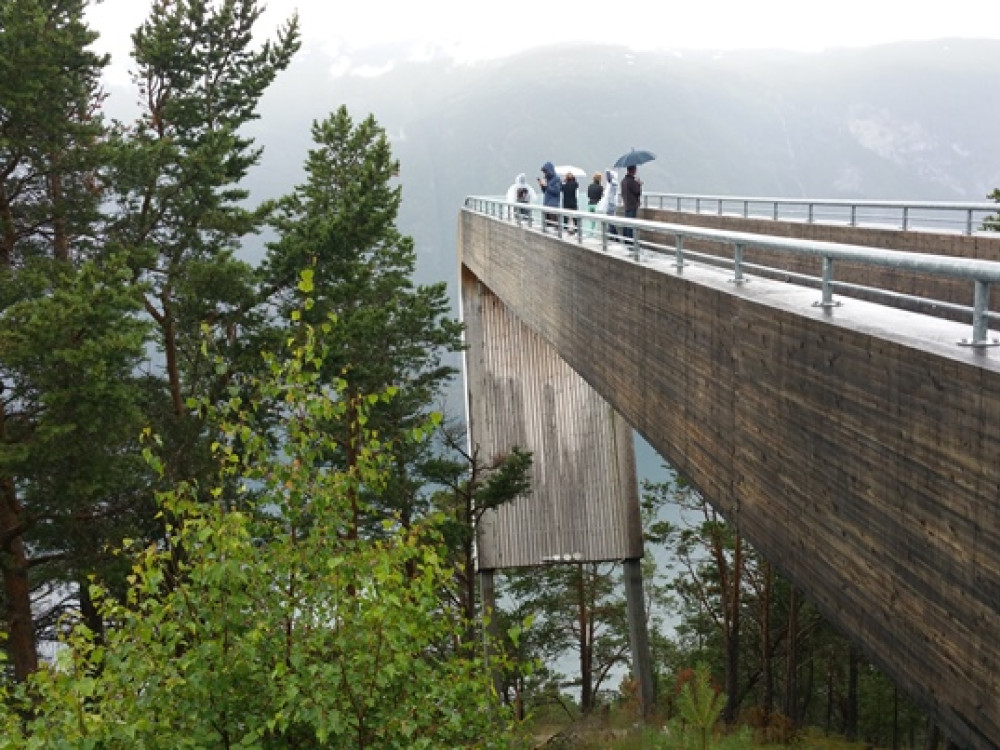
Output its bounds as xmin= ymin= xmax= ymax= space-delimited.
xmin=245 ymin=40 xmax=1000 ymax=282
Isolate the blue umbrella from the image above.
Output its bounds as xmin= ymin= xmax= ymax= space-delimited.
xmin=613 ymin=148 xmax=656 ymax=168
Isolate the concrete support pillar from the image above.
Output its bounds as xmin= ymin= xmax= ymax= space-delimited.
xmin=624 ymin=558 xmax=655 ymax=718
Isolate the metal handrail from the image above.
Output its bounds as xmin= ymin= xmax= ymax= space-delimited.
xmin=463 ymin=195 xmax=1000 ymax=349
xmin=642 ymin=192 xmax=1000 ymax=236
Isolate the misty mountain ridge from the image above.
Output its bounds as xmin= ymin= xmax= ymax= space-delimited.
xmin=232 ymin=40 xmax=1000 ymax=283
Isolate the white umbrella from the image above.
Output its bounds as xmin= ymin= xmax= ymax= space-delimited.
xmin=553 ymin=165 xmax=587 ymax=180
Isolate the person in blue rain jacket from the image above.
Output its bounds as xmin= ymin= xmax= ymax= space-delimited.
xmin=538 ymin=161 xmax=562 ymax=230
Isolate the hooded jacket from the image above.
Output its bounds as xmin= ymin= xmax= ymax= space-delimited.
xmin=603 ymin=169 xmax=619 ymax=214
xmin=539 ymin=162 xmax=562 ymax=208
xmin=506 ymin=173 xmax=537 ymax=204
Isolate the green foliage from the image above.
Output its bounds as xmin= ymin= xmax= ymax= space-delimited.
xmin=4 ymin=312 xmax=516 ymax=747
xmin=984 ymin=188 xmax=1000 ymax=231
xmin=0 ymin=257 xmax=151 ymax=593
xmin=675 ymin=664 xmax=726 ymax=750
xmin=104 ymin=0 xmax=301 ymax=432
xmin=0 ymin=0 xmax=107 ymax=260
xmin=0 ymin=0 xmax=152 ymax=673
xmin=263 ymin=104 xmax=464 ymax=535
xmin=501 ymin=561 xmax=633 ymax=714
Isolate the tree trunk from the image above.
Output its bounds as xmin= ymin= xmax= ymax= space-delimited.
xmin=163 ymin=305 xmax=185 ymax=417
xmin=0 ymin=196 xmax=33 ymax=679
xmin=761 ymin=562 xmax=774 ymax=716
xmin=578 ymin=564 xmax=593 ymax=713
xmin=800 ymin=652 xmax=815 ymax=722
xmin=924 ymin=721 xmax=941 ymax=750
xmin=783 ymin=587 xmax=799 ymax=723
xmin=0 ymin=184 xmax=15 ymax=267
xmin=460 ymin=533 xmax=477 ymax=652
xmin=824 ymin=649 xmax=835 ymax=732
xmin=723 ymin=533 xmax=742 ymax=724
xmin=48 ymin=169 xmax=69 ymax=262
xmin=79 ymin=577 xmax=104 ymax=643
xmin=0 ymin=474 xmax=37 ymax=681
xmin=845 ymin=644 xmax=859 ymax=741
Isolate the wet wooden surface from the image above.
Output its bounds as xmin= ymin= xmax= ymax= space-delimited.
xmin=460 ymin=210 xmax=1000 ymax=748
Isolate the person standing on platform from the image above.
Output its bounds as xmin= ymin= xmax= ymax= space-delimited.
xmin=604 ymin=168 xmax=619 ymax=241
xmin=621 ymin=165 xmax=642 ymax=245
xmin=506 ymin=173 xmax=536 ymax=223
xmin=561 ymin=172 xmax=580 ymax=234
xmin=538 ymin=162 xmax=562 ymax=231
xmin=586 ymin=172 xmax=603 ymax=238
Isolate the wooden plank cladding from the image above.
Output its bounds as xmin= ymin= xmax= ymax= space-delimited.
xmin=460 ymin=267 xmax=643 ymax=570
xmin=459 ymin=210 xmax=1000 ymax=749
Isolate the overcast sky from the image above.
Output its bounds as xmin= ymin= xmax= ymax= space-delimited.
xmin=86 ymin=0 xmax=1000 ymax=82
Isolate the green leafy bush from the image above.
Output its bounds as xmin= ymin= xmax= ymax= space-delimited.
xmin=2 ymin=312 xmax=516 ymax=748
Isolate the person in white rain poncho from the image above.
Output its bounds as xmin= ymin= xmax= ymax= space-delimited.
xmin=599 ymin=168 xmax=620 ymax=241
xmin=505 ymin=173 xmax=537 ymax=223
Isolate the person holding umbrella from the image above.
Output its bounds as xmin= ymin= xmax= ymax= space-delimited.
xmin=613 ymin=148 xmax=655 ymax=246
xmin=621 ymin=165 xmax=642 ymax=245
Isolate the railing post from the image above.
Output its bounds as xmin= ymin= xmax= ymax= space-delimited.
xmin=772 ymin=202 xmax=779 ymax=221
xmin=851 ymin=205 xmax=858 ymax=227
xmin=902 ymin=207 xmax=910 ymax=231
xmin=743 ymin=200 xmax=749 ymax=219
xmin=730 ymin=243 xmax=746 ymax=284
xmin=959 ymin=280 xmax=1000 ymax=348
xmin=674 ymin=233 xmax=686 ymax=269
xmin=808 ymin=203 xmax=815 ymax=224
xmin=813 ymin=256 xmax=841 ymax=309
xmin=966 ymin=209 xmax=974 ymax=236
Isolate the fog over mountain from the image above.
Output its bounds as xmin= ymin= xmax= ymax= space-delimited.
xmin=236 ymin=39 xmax=1000 ymax=287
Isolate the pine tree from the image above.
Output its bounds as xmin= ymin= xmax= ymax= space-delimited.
xmin=502 ymin=561 xmax=635 ymax=713
xmin=103 ymin=0 xmax=300 ymax=484
xmin=263 ymin=105 xmax=463 ymax=538
xmin=421 ymin=418 xmax=532 ymax=649
xmin=2 ymin=0 xmax=301 ymax=681
xmin=0 ymin=0 xmax=148 ymax=680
